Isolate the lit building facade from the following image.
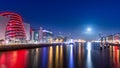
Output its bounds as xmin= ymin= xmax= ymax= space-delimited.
xmin=31 ymin=27 xmax=53 ymax=43
xmin=105 ymin=35 xmax=113 ymax=43
xmin=0 ymin=12 xmax=53 ymax=44
xmin=113 ymin=34 xmax=119 ymax=44
xmin=32 ymin=30 xmax=39 ymax=42
xmin=42 ymin=29 xmax=53 ymax=43
xmin=0 ymin=12 xmax=30 ymax=43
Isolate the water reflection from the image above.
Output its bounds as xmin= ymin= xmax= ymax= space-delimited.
xmin=69 ymin=45 xmax=74 ymax=68
xmin=1 ymin=43 xmax=120 ymax=68
xmin=78 ymin=45 xmax=81 ymax=62
xmin=32 ymin=48 xmax=39 ymax=68
xmin=55 ymin=46 xmax=59 ymax=68
xmin=86 ymin=42 xmax=93 ymax=68
xmin=60 ymin=45 xmax=63 ymax=68
xmin=41 ymin=48 xmax=48 ymax=68
xmin=48 ymin=46 xmax=53 ymax=68
xmin=28 ymin=48 xmax=40 ymax=68
xmin=110 ymin=45 xmax=120 ymax=68
xmin=0 ymin=50 xmax=28 ymax=68
xmin=0 ymin=44 xmax=86 ymax=68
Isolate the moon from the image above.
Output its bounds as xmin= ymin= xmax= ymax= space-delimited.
xmin=87 ymin=28 xmax=92 ymax=32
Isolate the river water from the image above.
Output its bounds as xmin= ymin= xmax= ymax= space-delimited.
xmin=0 ymin=42 xmax=120 ymax=68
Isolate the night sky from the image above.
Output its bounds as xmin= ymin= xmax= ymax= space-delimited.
xmin=0 ymin=0 xmax=120 ymax=40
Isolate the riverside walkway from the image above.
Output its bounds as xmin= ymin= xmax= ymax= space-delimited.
xmin=0 ymin=43 xmax=63 ymax=51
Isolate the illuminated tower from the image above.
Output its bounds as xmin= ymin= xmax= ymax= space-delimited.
xmin=0 ymin=12 xmax=26 ymax=42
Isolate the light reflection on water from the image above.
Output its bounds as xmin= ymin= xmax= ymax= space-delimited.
xmin=41 ymin=48 xmax=48 ymax=68
xmin=60 ymin=45 xmax=63 ymax=68
xmin=0 ymin=50 xmax=28 ymax=68
xmin=109 ymin=45 xmax=120 ymax=68
xmin=69 ymin=45 xmax=74 ymax=68
xmin=0 ymin=43 xmax=120 ymax=68
xmin=86 ymin=42 xmax=93 ymax=68
xmin=55 ymin=46 xmax=59 ymax=68
xmin=48 ymin=46 xmax=53 ymax=68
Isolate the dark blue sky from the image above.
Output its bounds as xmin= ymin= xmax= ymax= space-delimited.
xmin=0 ymin=0 xmax=120 ymax=40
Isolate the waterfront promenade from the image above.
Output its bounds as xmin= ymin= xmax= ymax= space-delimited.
xmin=0 ymin=42 xmax=119 ymax=51
xmin=0 ymin=43 xmax=63 ymax=51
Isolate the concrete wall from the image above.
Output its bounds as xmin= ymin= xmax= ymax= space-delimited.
xmin=39 ymin=27 xmax=43 ymax=42
xmin=23 ymin=23 xmax=30 ymax=40
xmin=0 ymin=16 xmax=10 ymax=40
xmin=31 ymin=31 xmax=34 ymax=41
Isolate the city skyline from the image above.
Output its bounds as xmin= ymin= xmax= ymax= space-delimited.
xmin=0 ymin=1 xmax=120 ymax=68
xmin=1 ymin=0 xmax=120 ymax=40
